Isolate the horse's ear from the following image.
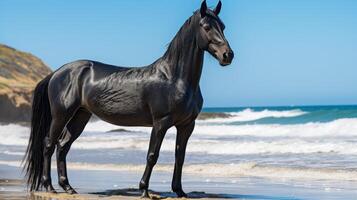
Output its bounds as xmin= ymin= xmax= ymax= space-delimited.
xmin=200 ymin=0 xmax=207 ymax=18
xmin=214 ymin=0 xmax=222 ymax=16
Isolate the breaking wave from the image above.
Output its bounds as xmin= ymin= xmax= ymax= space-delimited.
xmin=1 ymin=118 xmax=357 ymax=155
xmin=197 ymin=108 xmax=307 ymax=123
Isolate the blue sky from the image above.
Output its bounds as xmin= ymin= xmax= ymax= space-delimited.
xmin=1 ymin=0 xmax=357 ymax=107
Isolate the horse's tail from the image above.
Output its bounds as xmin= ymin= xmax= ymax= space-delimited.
xmin=23 ymin=73 xmax=53 ymax=191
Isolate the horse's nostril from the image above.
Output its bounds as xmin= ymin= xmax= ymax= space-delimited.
xmin=223 ymin=52 xmax=228 ymax=59
xmin=223 ymin=51 xmax=233 ymax=61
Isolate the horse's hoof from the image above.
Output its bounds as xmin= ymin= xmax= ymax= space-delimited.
xmin=66 ymin=188 xmax=78 ymax=194
xmin=175 ymin=190 xmax=187 ymax=198
xmin=63 ymin=185 xmax=77 ymax=194
xmin=59 ymin=182 xmax=77 ymax=195
xmin=141 ymin=189 xmax=150 ymax=199
xmin=45 ymin=185 xmax=57 ymax=193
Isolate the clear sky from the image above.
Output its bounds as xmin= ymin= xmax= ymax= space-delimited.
xmin=1 ymin=0 xmax=356 ymax=107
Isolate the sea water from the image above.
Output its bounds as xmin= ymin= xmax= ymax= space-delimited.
xmin=1 ymin=105 xmax=357 ymax=198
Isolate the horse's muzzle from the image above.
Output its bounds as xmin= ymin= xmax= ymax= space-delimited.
xmin=220 ymin=50 xmax=234 ymax=66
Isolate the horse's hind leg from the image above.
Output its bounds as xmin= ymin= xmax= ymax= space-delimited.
xmin=42 ymin=113 xmax=73 ymax=192
xmin=56 ymin=109 xmax=91 ymax=194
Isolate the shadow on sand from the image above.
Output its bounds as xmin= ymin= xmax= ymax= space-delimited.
xmin=0 ymin=179 xmax=302 ymax=200
xmin=93 ymin=188 xmax=301 ymax=200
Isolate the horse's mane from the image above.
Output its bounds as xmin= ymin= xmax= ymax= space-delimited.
xmin=163 ymin=12 xmax=200 ymax=61
xmin=163 ymin=9 xmax=224 ymax=63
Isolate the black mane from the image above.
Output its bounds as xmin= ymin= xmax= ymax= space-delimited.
xmin=163 ymin=12 xmax=200 ymax=61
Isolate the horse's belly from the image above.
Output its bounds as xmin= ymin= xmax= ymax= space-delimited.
xmin=85 ymin=93 xmax=153 ymax=126
xmin=96 ymin=112 xmax=153 ymax=127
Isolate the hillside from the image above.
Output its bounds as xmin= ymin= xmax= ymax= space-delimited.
xmin=0 ymin=44 xmax=52 ymax=123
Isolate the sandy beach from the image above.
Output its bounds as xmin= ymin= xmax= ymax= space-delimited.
xmin=2 ymin=162 xmax=357 ymax=200
xmin=1 ymin=183 xmax=232 ymax=200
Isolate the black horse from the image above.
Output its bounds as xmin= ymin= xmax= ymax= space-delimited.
xmin=24 ymin=0 xmax=233 ymax=198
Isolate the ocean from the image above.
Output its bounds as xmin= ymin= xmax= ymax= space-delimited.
xmin=1 ymin=105 xmax=357 ymax=199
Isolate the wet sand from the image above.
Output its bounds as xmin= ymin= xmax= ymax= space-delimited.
xmin=2 ymin=164 xmax=357 ymax=200
xmin=0 ymin=179 xmax=233 ymax=200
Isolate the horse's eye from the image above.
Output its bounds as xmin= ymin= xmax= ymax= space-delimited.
xmin=203 ymin=24 xmax=211 ymax=31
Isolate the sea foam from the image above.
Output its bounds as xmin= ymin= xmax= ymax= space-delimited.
xmin=197 ymin=108 xmax=307 ymax=123
xmin=1 ymin=160 xmax=357 ymax=181
xmin=2 ymin=118 xmax=357 ymax=155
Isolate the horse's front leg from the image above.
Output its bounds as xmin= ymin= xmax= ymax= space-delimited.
xmin=139 ymin=116 xmax=172 ymax=198
xmin=172 ymin=121 xmax=195 ymax=198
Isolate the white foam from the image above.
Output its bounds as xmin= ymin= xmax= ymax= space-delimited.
xmin=73 ymin=135 xmax=151 ymax=150
xmin=198 ymin=108 xmax=307 ymax=123
xmin=0 ymin=124 xmax=29 ymax=146
xmin=185 ymin=139 xmax=357 ymax=155
xmin=193 ymin=118 xmax=357 ymax=138
xmin=75 ymin=118 xmax=357 ymax=155
xmin=2 ymin=160 xmax=357 ymax=181
xmin=84 ymin=120 xmax=151 ymax=133
xmin=71 ymin=135 xmax=357 ymax=155
xmin=2 ymin=150 xmax=24 ymax=156
xmin=2 ymin=118 xmax=357 ymax=156
xmin=84 ymin=118 xmax=357 ymax=138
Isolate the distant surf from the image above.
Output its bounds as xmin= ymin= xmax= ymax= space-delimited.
xmin=197 ymin=108 xmax=307 ymax=123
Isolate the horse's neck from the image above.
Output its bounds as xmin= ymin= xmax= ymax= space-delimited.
xmin=161 ymin=21 xmax=204 ymax=90
xmin=168 ymin=43 xmax=204 ymax=89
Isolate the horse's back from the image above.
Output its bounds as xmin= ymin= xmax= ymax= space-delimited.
xmin=49 ymin=59 xmax=138 ymax=91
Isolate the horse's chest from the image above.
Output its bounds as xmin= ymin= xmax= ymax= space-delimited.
xmin=171 ymin=88 xmax=202 ymax=122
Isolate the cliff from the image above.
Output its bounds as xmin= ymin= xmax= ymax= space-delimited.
xmin=0 ymin=44 xmax=52 ymax=123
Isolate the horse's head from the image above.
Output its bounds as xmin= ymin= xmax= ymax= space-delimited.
xmin=196 ymin=0 xmax=234 ymax=66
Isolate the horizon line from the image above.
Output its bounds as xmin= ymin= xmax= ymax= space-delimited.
xmin=203 ymin=104 xmax=357 ymax=109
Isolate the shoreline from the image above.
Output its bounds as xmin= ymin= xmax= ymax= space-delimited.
xmin=0 ymin=179 xmax=251 ymax=200
xmin=3 ymin=160 xmax=357 ymax=182
xmin=1 ymin=164 xmax=357 ymax=200
xmin=0 ymin=178 xmax=306 ymax=200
